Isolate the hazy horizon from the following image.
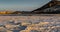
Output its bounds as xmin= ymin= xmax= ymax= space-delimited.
xmin=0 ymin=0 xmax=51 ymax=11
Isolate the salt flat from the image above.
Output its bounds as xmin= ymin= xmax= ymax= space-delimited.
xmin=0 ymin=14 xmax=60 ymax=23
xmin=0 ymin=14 xmax=60 ymax=32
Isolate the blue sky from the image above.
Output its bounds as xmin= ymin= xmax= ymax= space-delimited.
xmin=0 ymin=0 xmax=51 ymax=11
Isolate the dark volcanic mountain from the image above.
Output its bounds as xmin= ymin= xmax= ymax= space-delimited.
xmin=31 ymin=0 xmax=60 ymax=14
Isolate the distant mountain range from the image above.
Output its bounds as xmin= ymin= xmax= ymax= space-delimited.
xmin=0 ymin=0 xmax=60 ymax=14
